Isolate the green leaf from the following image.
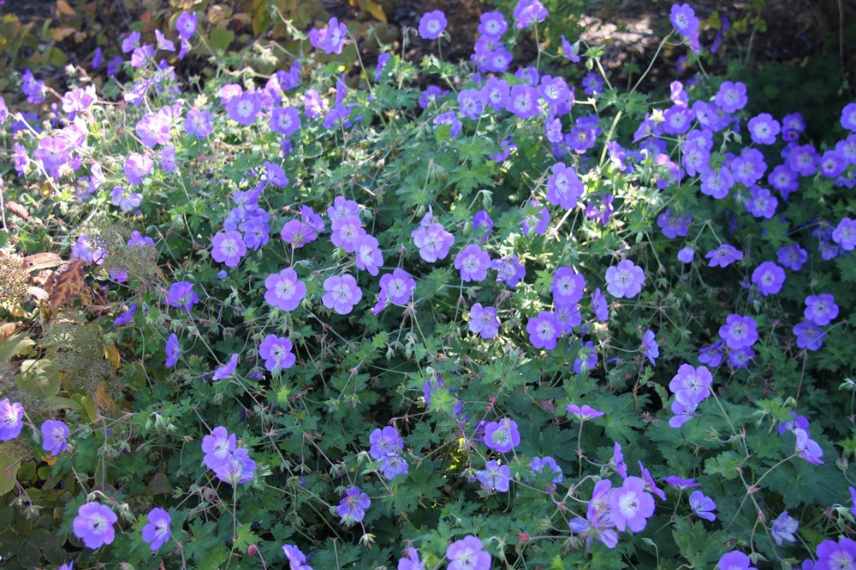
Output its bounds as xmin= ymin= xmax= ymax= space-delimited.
xmin=704 ymin=451 xmax=744 ymax=480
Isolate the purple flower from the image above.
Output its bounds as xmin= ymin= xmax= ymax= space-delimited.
xmin=715 ymin=81 xmax=747 ymax=113
xmin=786 ymin=143 xmax=819 ymax=176
xmin=211 ymin=230 xmax=247 ymax=268
xmin=751 ymin=261 xmax=785 ymax=296
xmin=283 ymin=544 xmax=313 ymax=570
xmin=412 ymin=213 xmax=454 ymax=262
xmin=573 ymin=341 xmax=598 ymax=374
xmin=458 ymin=88 xmax=486 ymax=120
xmin=369 ymin=426 xmax=404 ymax=460
xmin=663 ymin=105 xmax=694 ymax=135
xmin=482 ymin=77 xmax=510 ymax=111
xmin=141 ymin=507 xmax=171 ymax=552
xmin=113 ymin=304 xmax=137 ymax=326
xmin=513 ymin=0 xmax=548 ymax=29
xmin=322 ymin=274 xmax=362 ymax=315
xmin=166 ymin=281 xmax=199 ymax=311
xmin=670 ymin=3 xmax=700 ymax=51
xmin=530 ymin=456 xmax=563 ymax=485
xmin=454 ymin=244 xmax=491 ymax=282
xmin=73 ymin=502 xmax=117 ymax=549
xmin=731 ymin=148 xmax=767 ymax=186
xmin=331 ymin=215 xmax=366 ymax=253
xmin=728 ymin=346 xmax=755 ymax=369
xmin=664 ymin=476 xmax=699 ymax=490
xmin=476 ymin=460 xmax=511 ymax=492
xmin=433 ymin=111 xmax=462 ymax=138
xmin=551 ymin=267 xmax=586 ymax=307
xmin=270 ymin=106 xmax=301 ymax=137
xmin=546 ymin=163 xmax=584 ymax=210
xmin=657 ymin=209 xmax=692 ymax=239
xmin=777 ymin=243 xmax=808 ymax=271
xmin=804 ymin=294 xmax=838 ymax=326
xmin=507 ymin=85 xmax=539 ymax=119
xmin=446 ymin=536 xmax=491 ymax=570
xmin=472 ymin=210 xmax=493 ymax=241
xmin=354 ymin=234 xmax=383 ymax=276
xmin=309 ymin=17 xmax=348 ymax=55
xmin=259 ymin=335 xmax=296 ymax=373
xmin=483 ymin=418 xmax=520 ymax=453
xmin=264 ymin=268 xmax=306 ymax=312
xmin=851 ymin=486 xmax=856 ymax=517
xmin=124 ymin=153 xmax=153 ymax=185
xmin=492 ymin=256 xmax=526 ymax=288
xmin=561 ymin=35 xmax=582 ymax=62
xmin=609 ymin=476 xmax=655 ymax=532
xmin=40 ymin=419 xmax=69 ymax=455
xmin=165 ymin=333 xmax=180 ymax=368
xmin=418 ymin=10 xmax=447 ymax=39
xmin=669 ymin=363 xmax=713 ymax=409
xmin=706 ymin=244 xmax=743 ymax=268
xmin=612 ymin=441 xmax=628 ymax=480
xmin=397 ymin=547 xmax=423 ymax=570
xmin=833 ymin=217 xmax=856 ymax=251
xmin=794 ymin=427 xmax=823 ymax=465
xmin=605 ymin=259 xmax=645 ymax=299
xmin=641 ymin=329 xmax=659 ymax=364
xmin=717 ymin=551 xmax=756 ymax=570
xmin=677 ymin=246 xmax=695 ymax=264
xmin=213 ymin=447 xmax=256 ymax=485
xmin=782 ymin=112 xmax=806 ymax=141
xmin=176 ymin=11 xmax=198 ymax=40
xmin=820 ymin=149 xmax=847 ymax=178
xmin=155 ymin=30 xmax=175 ymax=52
xmin=591 ymin=288 xmax=609 ymax=322
xmin=373 ymin=268 xmax=416 ymax=314
xmin=771 ymin=511 xmax=798 ymax=545
xmin=280 ymin=220 xmax=316 ymax=249
xmin=469 ymin=303 xmax=500 ymax=340
xmin=638 ymin=462 xmax=666 ymax=501
xmin=419 ymin=85 xmax=448 ymax=108
xmin=689 ymin=490 xmax=717 ymax=521
xmin=225 ymin=91 xmax=262 ymax=125
xmin=768 ymin=165 xmax=799 ymax=198
xmin=567 ymin=404 xmax=604 ymax=421
xmin=21 ymin=69 xmax=46 ymax=104
xmin=701 ymin=166 xmax=735 ymax=200
xmin=374 ymin=52 xmax=390 ymax=81
xmin=839 ymin=101 xmax=856 ymax=131
xmin=816 ymin=537 xmax=856 ymax=570
xmin=520 ymin=201 xmax=550 ymax=236
xmin=136 ymin=109 xmax=174 ymax=148
xmin=70 ymin=235 xmax=105 ymax=266
xmin=747 ymin=113 xmax=780 ymax=145
xmin=793 ymin=321 xmax=826 ymax=351
xmin=202 ymin=426 xmax=237 ymax=470
xmin=160 ymin=145 xmax=177 ymax=173
xmin=719 ymin=315 xmax=758 ymax=350
xmin=479 ymin=11 xmax=508 ymax=38
xmin=110 ymin=186 xmax=142 ymax=213
xmin=745 ymin=186 xmax=778 ymax=219
xmin=527 ymin=311 xmax=561 ymax=350
xmin=213 ymin=354 xmax=239 ymax=382
xmin=264 ymin=162 xmax=288 ymax=188
xmin=336 ymin=486 xmax=370 ymax=525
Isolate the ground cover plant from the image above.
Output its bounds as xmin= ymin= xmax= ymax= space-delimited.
xmin=1 ymin=1 xmax=856 ymax=569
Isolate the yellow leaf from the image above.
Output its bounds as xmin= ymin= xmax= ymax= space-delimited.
xmin=50 ymin=27 xmax=77 ymax=42
xmin=56 ymin=0 xmax=76 ymax=17
xmin=359 ymin=0 xmax=386 ymax=23
xmin=95 ymin=382 xmax=117 ymax=414
xmin=103 ymin=343 xmax=121 ymax=370
xmin=80 ymin=394 xmax=97 ymax=423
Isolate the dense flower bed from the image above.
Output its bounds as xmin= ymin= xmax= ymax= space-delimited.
xmin=1 ymin=1 xmax=855 ymax=569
